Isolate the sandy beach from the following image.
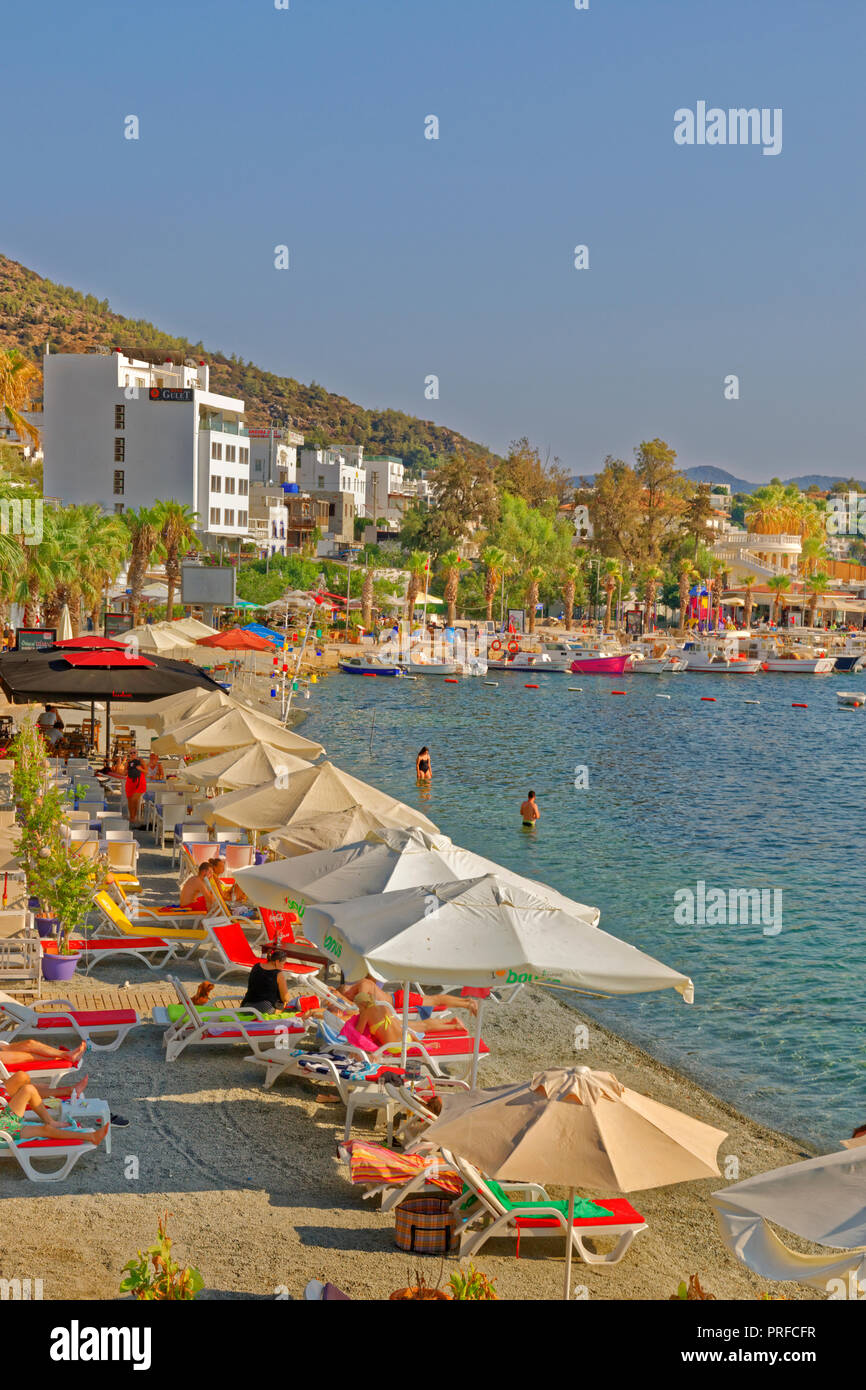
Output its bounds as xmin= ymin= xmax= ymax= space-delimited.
xmin=0 ymin=829 xmax=821 ymax=1302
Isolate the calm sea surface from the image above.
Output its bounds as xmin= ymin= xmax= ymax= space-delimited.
xmin=299 ymin=668 xmax=865 ymax=1149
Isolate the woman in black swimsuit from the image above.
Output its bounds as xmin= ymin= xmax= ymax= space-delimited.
xmin=241 ymin=946 xmax=297 ymax=1013
xmin=416 ymin=746 xmax=432 ymax=781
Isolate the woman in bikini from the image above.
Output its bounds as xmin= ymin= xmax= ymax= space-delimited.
xmin=340 ymin=975 xmax=478 ymax=1019
xmin=351 ymin=990 xmax=467 ymax=1051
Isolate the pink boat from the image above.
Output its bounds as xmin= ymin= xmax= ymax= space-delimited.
xmin=570 ymin=653 xmax=635 ymax=675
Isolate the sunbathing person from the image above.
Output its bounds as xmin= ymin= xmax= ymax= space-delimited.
xmin=2 ymin=1070 xmax=89 ymax=1105
xmin=340 ymin=975 xmax=479 ymax=1019
xmin=179 ymin=862 xmax=215 ymax=912
xmin=0 ymin=1037 xmax=87 ymax=1068
xmin=349 ymin=993 xmax=468 ymax=1050
xmin=240 ymin=946 xmax=311 ymax=1014
xmin=0 ymin=1076 xmax=109 ymax=1148
xmin=208 ymin=858 xmax=255 ymax=915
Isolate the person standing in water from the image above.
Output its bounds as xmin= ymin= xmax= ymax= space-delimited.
xmin=520 ymin=790 xmax=540 ymax=828
xmin=416 ymin=747 xmax=432 ymax=781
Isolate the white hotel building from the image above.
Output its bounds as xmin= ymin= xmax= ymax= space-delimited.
xmin=42 ymin=349 xmax=252 ymax=545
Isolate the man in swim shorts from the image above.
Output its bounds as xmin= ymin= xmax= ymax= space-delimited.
xmin=520 ymin=790 xmax=540 ymax=827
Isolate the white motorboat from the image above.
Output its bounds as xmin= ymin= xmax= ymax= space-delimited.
xmin=453 ymin=656 xmax=488 ymax=677
xmin=837 ymin=690 xmax=866 ymax=708
xmin=487 ymin=647 xmax=555 ymax=672
xmin=542 ymin=642 xmax=581 ymax=672
xmin=632 ymin=654 xmax=688 ymax=674
xmin=753 ymin=639 xmax=835 ymax=674
xmin=399 ymin=657 xmax=458 ymax=676
xmin=673 ymin=639 xmax=762 ymax=674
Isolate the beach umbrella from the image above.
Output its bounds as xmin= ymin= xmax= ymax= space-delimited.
xmin=117 ymin=686 xmax=238 ymax=732
xmin=266 ymin=806 xmax=419 ymax=858
xmin=201 ymin=760 xmax=437 ymax=835
xmin=158 ymin=617 xmax=220 ymax=640
xmin=151 ymin=706 xmax=324 ymax=759
xmin=236 ymin=825 xmax=600 ymax=927
xmin=423 ymin=1066 xmax=726 ymax=1298
xmin=183 ymin=741 xmax=311 ymax=791
xmin=711 ymin=1147 xmax=866 ymax=1290
xmin=119 ymin=623 xmax=206 ymax=662
xmin=0 ymin=645 xmax=224 ymax=758
xmin=57 ymin=604 xmax=74 ymax=641
xmin=197 ymin=628 xmax=275 ymax=651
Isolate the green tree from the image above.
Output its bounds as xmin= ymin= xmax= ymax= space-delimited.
xmin=601 ymin=557 xmax=622 ymax=633
xmin=438 ymin=550 xmax=462 ymax=626
xmin=124 ymin=506 xmax=163 ymax=629
xmin=480 ymin=545 xmax=507 ymax=622
xmin=153 ymin=500 xmax=198 ymax=621
xmin=767 ymin=572 xmax=792 ymax=623
xmin=524 ymin=564 xmax=545 ymax=634
xmin=806 ymin=570 xmax=831 ymax=627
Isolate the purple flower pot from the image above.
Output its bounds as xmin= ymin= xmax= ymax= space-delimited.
xmin=41 ymin=952 xmax=81 ymax=982
xmin=254 ymin=851 xmax=267 ymax=865
xmin=28 ymin=896 xmax=40 ymax=912
xmin=34 ymin=915 xmax=59 ymax=939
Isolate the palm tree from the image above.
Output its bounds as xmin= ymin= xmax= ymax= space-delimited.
xmin=806 ymin=570 xmax=830 ymax=628
xmin=125 ymin=507 xmax=163 ymax=628
xmin=677 ymin=558 xmax=697 ymax=632
xmin=77 ymin=508 xmax=128 ymax=632
xmin=525 ymin=565 xmax=545 ymax=634
xmin=153 ymin=501 xmax=198 ymax=621
xmin=741 ymin=574 xmax=757 ymax=631
xmin=361 ymin=560 xmax=375 ymax=630
xmin=601 ymin=558 xmax=622 ymax=634
xmin=0 ymin=349 xmax=41 ymax=450
xmin=560 ymin=560 xmax=585 ymax=631
xmin=405 ymin=551 xmax=428 ymax=624
xmin=438 ymin=550 xmax=462 ymax=627
xmin=798 ymin=534 xmax=827 ymax=579
xmin=641 ymin=563 xmax=664 ymax=630
xmin=13 ymin=504 xmax=63 ymax=626
xmin=481 ymin=545 xmax=506 ymax=623
xmin=767 ymin=572 xmax=792 ymax=624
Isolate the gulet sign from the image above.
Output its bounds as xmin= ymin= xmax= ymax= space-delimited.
xmin=149 ymin=387 xmax=193 ymax=402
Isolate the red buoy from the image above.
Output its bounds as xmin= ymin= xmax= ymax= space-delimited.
xmin=611 ymin=691 xmax=626 ymax=695
xmin=792 ymin=702 xmax=808 ymax=708
xmin=701 ymin=697 xmax=716 ymax=702
xmin=525 ymin=683 xmax=539 ymax=689
xmin=445 ymin=677 xmax=458 ymax=683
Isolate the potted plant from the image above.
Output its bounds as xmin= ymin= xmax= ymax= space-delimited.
xmin=39 ymin=846 xmax=104 ymax=981
xmin=120 ymin=1214 xmax=204 ymax=1301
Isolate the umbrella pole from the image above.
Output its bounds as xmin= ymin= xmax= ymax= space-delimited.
xmin=90 ymin=700 xmax=95 ymax=757
xmin=563 ymin=1187 xmax=576 ymax=1301
xmin=469 ymin=999 xmax=485 ymax=1088
xmin=105 ymin=698 xmax=111 ymax=763
xmin=400 ymin=981 xmax=410 ymax=1069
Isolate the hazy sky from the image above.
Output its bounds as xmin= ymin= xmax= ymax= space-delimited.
xmin=5 ymin=0 xmax=864 ymax=481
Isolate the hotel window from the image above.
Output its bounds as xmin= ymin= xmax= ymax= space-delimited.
xmin=239 ymin=447 xmax=249 ymax=465
xmin=136 ymin=377 xmax=145 ymax=388
xmin=211 ymin=441 xmax=222 ymax=461
xmin=318 ymin=475 xmax=325 ymax=488
xmin=211 ymin=476 xmax=221 ymax=492
xmin=238 ymin=510 xmax=248 ymax=528
xmin=114 ymin=502 xmax=124 ymax=515
xmin=238 ymin=478 xmax=248 ymax=496
xmin=224 ymin=477 xmax=235 ymax=495
xmin=114 ymin=436 xmax=125 ymax=462
xmin=225 ymin=444 xmax=236 ymax=463
xmin=210 ymin=507 xmax=220 ymax=525
xmin=113 ymin=469 xmax=125 ymax=495
xmin=114 ymin=404 xmax=125 ymax=429
xmin=223 ymin=509 xmax=235 ymax=526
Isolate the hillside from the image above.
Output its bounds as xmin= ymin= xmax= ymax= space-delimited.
xmin=0 ymin=253 xmax=498 ymax=473
xmin=574 ymin=465 xmax=866 ymax=494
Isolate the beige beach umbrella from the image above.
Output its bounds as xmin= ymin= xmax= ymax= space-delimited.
xmin=119 ymin=686 xmax=238 ymax=732
xmin=121 ymin=623 xmax=209 ymax=662
xmin=57 ymin=604 xmax=74 ymax=641
xmin=151 ymin=707 xmax=324 ymax=760
xmin=184 ymin=741 xmax=311 ymax=791
xmin=158 ymin=617 xmax=220 ymax=640
xmin=423 ymin=1066 xmax=726 ymax=1298
xmin=267 ymin=806 xmax=428 ymax=858
xmin=237 ymin=825 xmax=600 ymax=926
xmin=202 ymin=760 xmax=437 ymax=834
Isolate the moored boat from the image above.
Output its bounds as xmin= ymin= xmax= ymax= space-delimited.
xmin=570 ymin=651 xmax=635 ymax=675
xmin=338 ymin=655 xmax=404 ymax=676
xmin=837 ymin=690 xmax=866 ymax=708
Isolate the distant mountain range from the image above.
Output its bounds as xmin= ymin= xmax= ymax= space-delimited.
xmin=573 ymin=465 xmax=866 ymax=494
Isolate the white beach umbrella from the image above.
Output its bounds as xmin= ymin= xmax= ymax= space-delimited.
xmin=201 ymin=761 xmax=437 ymax=835
xmin=158 ymin=617 xmax=220 ymax=640
xmin=236 ymin=825 xmax=600 ymax=926
xmin=183 ymin=741 xmax=311 ymax=790
xmin=151 ymin=706 xmax=324 ymax=759
xmin=424 ymin=1066 xmax=726 ymax=1298
xmin=57 ymin=604 xmax=74 ymax=641
xmin=711 ymin=1147 xmax=866 ymax=1289
xmin=120 ymin=623 xmax=206 ymax=662
xmin=298 ymin=873 xmax=694 ymax=1001
xmin=117 ymin=686 xmax=238 ymax=731
xmin=266 ymin=806 xmax=418 ymax=858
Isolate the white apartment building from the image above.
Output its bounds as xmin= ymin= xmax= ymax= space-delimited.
xmin=247 ymin=425 xmax=304 ymax=486
xmin=297 ymin=446 xmax=367 ymax=511
xmin=363 ymin=455 xmax=404 ymax=522
xmin=42 ymin=349 xmax=251 ymax=544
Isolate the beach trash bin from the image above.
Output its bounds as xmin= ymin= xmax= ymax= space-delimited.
xmin=393 ymin=1196 xmax=456 ymax=1254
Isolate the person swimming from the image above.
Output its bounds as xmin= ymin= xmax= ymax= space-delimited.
xmin=520 ymin=790 xmax=540 ymax=828
xmin=416 ymin=746 xmax=432 ymax=781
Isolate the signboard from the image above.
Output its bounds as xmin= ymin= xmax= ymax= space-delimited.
xmin=625 ymin=610 xmax=643 ymax=636
xmin=16 ymin=627 xmax=56 ymax=651
xmin=104 ymin=612 xmax=132 ymax=638
xmin=507 ymin=609 xmax=525 ymax=633
xmin=181 ymin=563 xmax=237 ymax=607
xmin=149 ymin=387 xmax=193 ymax=403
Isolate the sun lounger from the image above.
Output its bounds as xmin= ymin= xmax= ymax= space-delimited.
xmin=0 ymin=1127 xmax=104 ymax=1182
xmin=339 ymin=1138 xmax=463 ymax=1212
xmin=67 ymin=933 xmax=182 ymax=974
xmin=0 ymin=990 xmax=141 ymax=1052
xmin=105 ymin=877 xmax=208 ymax=928
xmin=451 ymin=1155 xmax=647 ymax=1263
xmin=198 ymin=922 xmax=322 ymax=984
xmin=313 ymin=1012 xmax=489 ymax=1079
xmin=156 ymin=975 xmax=312 ymax=1061
xmin=0 ymin=1042 xmax=81 ymax=1086
xmin=92 ymin=890 xmax=206 ymax=948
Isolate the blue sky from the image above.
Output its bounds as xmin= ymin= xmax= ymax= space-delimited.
xmin=5 ymin=0 xmax=864 ymax=481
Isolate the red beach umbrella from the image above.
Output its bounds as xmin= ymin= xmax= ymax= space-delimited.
xmin=196 ymin=628 xmax=275 ymax=651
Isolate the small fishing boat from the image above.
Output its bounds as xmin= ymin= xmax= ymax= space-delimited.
xmin=338 ymin=655 xmax=404 ymax=677
xmin=487 ymin=640 xmax=554 ymax=672
xmin=673 ymin=640 xmax=762 ymax=674
xmin=632 ymin=654 xmax=688 ymax=674
xmin=837 ymin=690 xmax=866 ymax=708
xmin=761 ymin=653 xmax=835 ymax=675
xmin=832 ymin=639 xmax=866 ymax=672
xmin=399 ymin=658 xmax=458 ymax=676
xmin=453 ymin=656 xmax=488 ymax=677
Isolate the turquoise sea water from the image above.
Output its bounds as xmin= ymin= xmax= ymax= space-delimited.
xmin=299 ymin=669 xmax=865 ymax=1150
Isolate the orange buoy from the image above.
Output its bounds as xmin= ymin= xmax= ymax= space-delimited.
xmin=792 ymin=702 xmax=808 ymax=708
xmin=611 ymin=690 xmax=626 ymax=696
xmin=525 ymin=683 xmax=539 ymax=689
xmin=444 ymin=677 xmax=458 ymax=683
xmin=700 ymin=697 xmax=716 ymax=702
